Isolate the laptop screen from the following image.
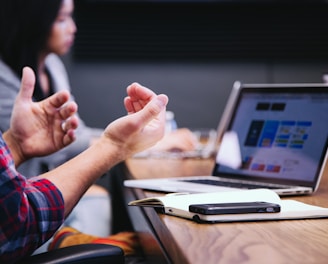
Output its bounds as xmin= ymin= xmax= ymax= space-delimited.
xmin=213 ymin=83 xmax=328 ymax=188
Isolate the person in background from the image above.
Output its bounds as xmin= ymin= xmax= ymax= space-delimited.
xmin=0 ymin=0 xmax=112 ymax=239
xmin=0 ymin=0 xmax=197 ymax=243
xmin=0 ymin=66 xmax=168 ymax=263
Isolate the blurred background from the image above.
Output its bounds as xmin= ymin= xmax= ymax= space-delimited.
xmin=64 ymin=0 xmax=328 ymax=130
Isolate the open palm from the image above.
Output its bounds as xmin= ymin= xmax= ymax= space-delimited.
xmin=10 ymin=67 xmax=78 ymax=158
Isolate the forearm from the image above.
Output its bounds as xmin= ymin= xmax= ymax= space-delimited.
xmin=40 ymin=138 xmax=125 ymax=216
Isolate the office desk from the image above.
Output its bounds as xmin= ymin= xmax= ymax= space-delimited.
xmin=113 ymin=158 xmax=328 ymax=264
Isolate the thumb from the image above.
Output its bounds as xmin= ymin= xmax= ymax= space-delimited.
xmin=17 ymin=67 xmax=36 ymax=103
xmin=135 ymin=94 xmax=169 ymax=125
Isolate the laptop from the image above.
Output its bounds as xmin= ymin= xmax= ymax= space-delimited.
xmin=124 ymin=81 xmax=328 ymax=196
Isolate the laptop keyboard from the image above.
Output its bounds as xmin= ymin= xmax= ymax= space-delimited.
xmin=181 ymin=179 xmax=282 ymax=190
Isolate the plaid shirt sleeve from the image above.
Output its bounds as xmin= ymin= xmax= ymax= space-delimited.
xmin=0 ymin=133 xmax=65 ymax=263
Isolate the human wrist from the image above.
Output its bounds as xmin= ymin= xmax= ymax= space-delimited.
xmin=2 ymin=130 xmax=25 ymax=166
xmin=94 ymin=136 xmax=129 ymax=164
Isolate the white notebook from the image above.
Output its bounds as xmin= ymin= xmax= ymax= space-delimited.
xmin=128 ymin=189 xmax=328 ymax=223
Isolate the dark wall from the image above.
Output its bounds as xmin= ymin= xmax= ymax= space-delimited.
xmin=65 ymin=1 xmax=328 ymax=130
xmin=73 ymin=1 xmax=328 ymax=62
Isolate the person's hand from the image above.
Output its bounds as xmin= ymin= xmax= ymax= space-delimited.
xmin=4 ymin=67 xmax=78 ymax=165
xmin=150 ymin=128 xmax=198 ymax=152
xmin=40 ymin=83 xmax=167 ymax=215
xmin=102 ymin=82 xmax=168 ymax=159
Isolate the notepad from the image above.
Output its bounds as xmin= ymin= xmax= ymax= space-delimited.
xmin=128 ymin=189 xmax=328 ymax=223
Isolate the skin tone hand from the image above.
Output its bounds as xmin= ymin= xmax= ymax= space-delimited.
xmin=41 ymin=82 xmax=168 ymax=216
xmin=3 ymin=67 xmax=78 ymax=166
xmin=150 ymin=128 xmax=198 ymax=152
xmin=103 ymin=82 xmax=169 ymax=157
xmin=124 ymin=84 xmax=197 ymax=153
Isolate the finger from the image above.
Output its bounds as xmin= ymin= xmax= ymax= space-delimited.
xmin=58 ymin=101 xmax=78 ymax=120
xmin=17 ymin=67 xmax=36 ymax=103
xmin=133 ymin=94 xmax=168 ymax=128
xmin=126 ymin=82 xmax=155 ymax=100
xmin=124 ymin=92 xmax=156 ymax=114
xmin=45 ymin=90 xmax=71 ymax=110
xmin=62 ymin=129 xmax=76 ymax=146
xmin=124 ymin=96 xmax=145 ymax=114
xmin=62 ymin=116 xmax=79 ymax=132
xmin=124 ymin=96 xmax=134 ymax=114
xmin=125 ymin=83 xmax=156 ymax=112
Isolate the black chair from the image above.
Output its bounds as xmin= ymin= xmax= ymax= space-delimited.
xmin=18 ymin=244 xmax=124 ymax=264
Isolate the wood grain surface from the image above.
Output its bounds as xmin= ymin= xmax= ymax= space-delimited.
xmin=126 ymin=158 xmax=328 ymax=264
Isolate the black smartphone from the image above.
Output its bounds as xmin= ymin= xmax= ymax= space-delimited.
xmin=189 ymin=201 xmax=281 ymax=215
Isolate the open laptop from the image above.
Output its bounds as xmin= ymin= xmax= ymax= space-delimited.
xmin=124 ymin=81 xmax=328 ymax=196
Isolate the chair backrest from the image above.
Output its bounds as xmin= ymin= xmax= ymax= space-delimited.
xmin=18 ymin=244 xmax=124 ymax=264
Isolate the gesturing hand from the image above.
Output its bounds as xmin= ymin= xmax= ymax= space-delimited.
xmin=6 ymin=67 xmax=79 ymax=165
xmin=102 ymin=82 xmax=168 ymax=159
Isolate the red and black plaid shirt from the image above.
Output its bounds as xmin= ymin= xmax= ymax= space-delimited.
xmin=0 ymin=133 xmax=65 ymax=263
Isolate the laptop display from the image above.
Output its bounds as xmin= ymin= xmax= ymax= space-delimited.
xmin=213 ymin=82 xmax=328 ymax=189
xmin=124 ymin=81 xmax=328 ymax=195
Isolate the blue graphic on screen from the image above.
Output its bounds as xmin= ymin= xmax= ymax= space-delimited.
xmin=217 ymin=91 xmax=328 ymax=182
xmin=259 ymin=120 xmax=280 ymax=147
xmin=245 ymin=120 xmax=311 ymax=149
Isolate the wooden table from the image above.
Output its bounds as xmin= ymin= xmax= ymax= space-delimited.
xmin=112 ymin=158 xmax=328 ymax=264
